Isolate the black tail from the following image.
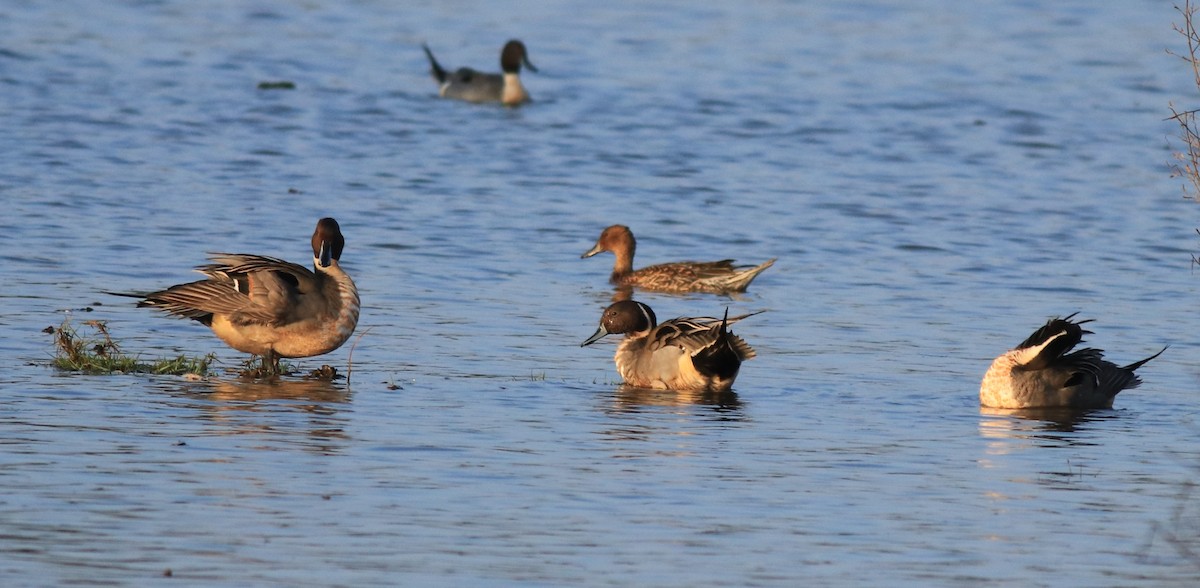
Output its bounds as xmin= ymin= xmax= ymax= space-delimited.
xmin=692 ymin=308 xmax=743 ymax=381
xmin=103 ymin=290 xmax=147 ymax=300
xmin=1123 ymin=346 xmax=1168 ymax=372
xmin=422 ymin=44 xmax=447 ymax=84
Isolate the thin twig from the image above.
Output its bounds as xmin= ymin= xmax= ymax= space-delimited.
xmin=345 ymin=326 xmax=373 ymax=387
xmin=1170 ymin=1 xmax=1200 ymax=206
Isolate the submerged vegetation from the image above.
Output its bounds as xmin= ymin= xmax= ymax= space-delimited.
xmin=49 ymin=319 xmax=214 ymax=376
xmin=256 ymin=80 xmax=296 ymax=90
xmin=236 ymin=355 xmax=295 ymax=380
xmin=49 ymin=318 xmax=343 ymax=380
xmin=234 ymin=355 xmax=341 ymax=381
xmin=1142 ymin=475 xmax=1200 ymax=573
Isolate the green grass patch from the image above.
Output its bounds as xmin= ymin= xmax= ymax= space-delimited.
xmin=49 ymin=319 xmax=214 ymax=376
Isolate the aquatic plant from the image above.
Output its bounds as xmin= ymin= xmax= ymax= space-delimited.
xmin=1139 ymin=471 xmax=1200 ymax=573
xmin=1170 ymin=0 xmax=1200 ymax=264
xmin=257 ymin=80 xmax=296 ymax=90
xmin=1157 ymin=5 xmax=1200 ymax=555
xmin=48 ymin=319 xmax=214 ymax=376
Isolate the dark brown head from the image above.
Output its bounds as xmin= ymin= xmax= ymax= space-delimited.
xmin=581 ymin=300 xmax=657 ymax=346
xmin=312 ymin=217 xmax=346 ymax=268
xmin=500 ymin=40 xmax=537 ymax=74
xmin=581 ymin=224 xmax=635 ymax=259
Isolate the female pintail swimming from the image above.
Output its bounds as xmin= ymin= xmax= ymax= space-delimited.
xmin=581 ymin=300 xmax=761 ymax=392
xmin=980 ymin=313 xmax=1165 ymax=409
xmin=117 ymin=218 xmax=360 ymax=375
xmin=422 ymin=39 xmax=537 ymax=105
xmin=581 ymin=224 xmax=775 ymax=294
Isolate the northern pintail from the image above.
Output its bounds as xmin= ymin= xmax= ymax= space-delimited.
xmin=979 ymin=314 xmax=1165 ymax=409
xmin=581 ymin=225 xmax=775 ymax=294
xmin=581 ymin=300 xmax=761 ymax=392
xmin=118 ymin=218 xmax=361 ymax=375
xmin=422 ymin=39 xmax=537 ymax=106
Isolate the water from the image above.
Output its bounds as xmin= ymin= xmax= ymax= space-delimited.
xmin=2 ymin=0 xmax=1199 ymax=585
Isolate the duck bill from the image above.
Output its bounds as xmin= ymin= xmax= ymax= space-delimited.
xmin=580 ymin=325 xmax=609 ymax=346
xmin=580 ymin=243 xmax=603 ymax=259
xmin=523 ymin=56 xmax=538 ymax=73
xmin=318 ymin=240 xmax=333 ymax=268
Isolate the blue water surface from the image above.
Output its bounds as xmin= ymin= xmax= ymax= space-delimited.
xmin=1 ymin=1 xmax=1199 ymax=585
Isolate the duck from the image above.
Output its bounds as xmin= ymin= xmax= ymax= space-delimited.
xmin=116 ymin=218 xmax=360 ymax=375
xmin=581 ymin=300 xmax=761 ymax=392
xmin=581 ymin=225 xmax=775 ymax=294
xmin=979 ymin=313 xmax=1165 ymax=409
xmin=422 ymin=39 xmax=537 ymax=105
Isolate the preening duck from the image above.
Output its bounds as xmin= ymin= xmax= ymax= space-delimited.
xmin=979 ymin=314 xmax=1164 ymax=409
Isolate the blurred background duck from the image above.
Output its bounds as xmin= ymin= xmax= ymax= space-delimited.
xmin=422 ymin=39 xmax=537 ymax=106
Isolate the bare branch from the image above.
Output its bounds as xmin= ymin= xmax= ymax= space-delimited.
xmin=1169 ymin=2 xmax=1200 ymax=208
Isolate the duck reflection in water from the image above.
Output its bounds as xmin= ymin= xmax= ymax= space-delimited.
xmin=609 ymin=285 xmax=633 ymax=303
xmin=170 ymin=378 xmax=352 ymax=450
xmin=979 ymin=406 xmax=1122 ymax=447
xmin=204 ymin=378 xmax=351 ymax=405
xmin=612 ymin=384 xmax=743 ymax=412
xmin=597 ymin=385 xmax=746 ymax=451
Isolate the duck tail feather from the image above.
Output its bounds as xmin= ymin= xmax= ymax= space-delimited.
xmin=422 ymin=44 xmax=447 ymax=83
